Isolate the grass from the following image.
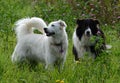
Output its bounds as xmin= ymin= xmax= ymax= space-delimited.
xmin=0 ymin=0 xmax=120 ymax=83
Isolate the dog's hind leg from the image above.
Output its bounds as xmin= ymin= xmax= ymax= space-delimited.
xmin=11 ymin=50 xmax=17 ymax=62
xmin=12 ymin=51 xmax=25 ymax=63
xmin=11 ymin=45 xmax=26 ymax=63
xmin=12 ymin=45 xmax=20 ymax=62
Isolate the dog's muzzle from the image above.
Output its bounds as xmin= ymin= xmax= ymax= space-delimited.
xmin=44 ymin=28 xmax=55 ymax=36
xmin=86 ymin=31 xmax=91 ymax=37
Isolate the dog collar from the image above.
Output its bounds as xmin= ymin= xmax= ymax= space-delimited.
xmin=51 ymin=43 xmax=62 ymax=46
xmin=51 ymin=42 xmax=64 ymax=53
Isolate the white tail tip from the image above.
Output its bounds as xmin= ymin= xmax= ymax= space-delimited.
xmin=106 ymin=45 xmax=112 ymax=49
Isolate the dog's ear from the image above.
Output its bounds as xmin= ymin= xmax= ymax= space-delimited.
xmin=94 ymin=19 xmax=100 ymax=25
xmin=59 ymin=20 xmax=67 ymax=28
xmin=76 ymin=19 xmax=84 ymax=26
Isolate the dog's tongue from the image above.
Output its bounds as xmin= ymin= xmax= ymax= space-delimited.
xmin=97 ymin=30 xmax=101 ymax=35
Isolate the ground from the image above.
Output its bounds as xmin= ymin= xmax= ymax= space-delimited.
xmin=0 ymin=0 xmax=120 ymax=83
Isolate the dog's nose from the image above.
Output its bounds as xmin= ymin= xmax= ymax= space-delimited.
xmin=44 ymin=28 xmax=48 ymax=33
xmin=86 ymin=31 xmax=90 ymax=35
xmin=86 ymin=31 xmax=91 ymax=37
xmin=44 ymin=28 xmax=47 ymax=30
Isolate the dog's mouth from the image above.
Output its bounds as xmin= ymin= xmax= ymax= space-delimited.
xmin=44 ymin=28 xmax=55 ymax=36
xmin=86 ymin=34 xmax=91 ymax=37
xmin=46 ymin=32 xmax=55 ymax=36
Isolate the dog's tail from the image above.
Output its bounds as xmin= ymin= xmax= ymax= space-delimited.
xmin=15 ymin=17 xmax=47 ymax=39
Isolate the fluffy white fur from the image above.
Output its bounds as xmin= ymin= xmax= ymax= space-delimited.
xmin=11 ymin=17 xmax=68 ymax=70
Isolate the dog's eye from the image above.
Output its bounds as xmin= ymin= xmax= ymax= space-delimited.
xmin=51 ymin=24 xmax=55 ymax=27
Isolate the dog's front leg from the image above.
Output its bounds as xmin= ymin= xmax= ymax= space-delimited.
xmin=45 ymin=60 xmax=54 ymax=70
xmin=58 ymin=59 xmax=65 ymax=73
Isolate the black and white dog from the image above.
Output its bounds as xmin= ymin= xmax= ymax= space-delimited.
xmin=73 ymin=19 xmax=111 ymax=61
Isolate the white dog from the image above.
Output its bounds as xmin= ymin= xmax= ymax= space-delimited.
xmin=11 ymin=17 xmax=68 ymax=70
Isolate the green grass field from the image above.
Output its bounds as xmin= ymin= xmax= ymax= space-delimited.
xmin=0 ymin=0 xmax=120 ymax=83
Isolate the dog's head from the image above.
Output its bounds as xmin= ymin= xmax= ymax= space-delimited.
xmin=76 ymin=19 xmax=100 ymax=40
xmin=44 ymin=20 xmax=67 ymax=36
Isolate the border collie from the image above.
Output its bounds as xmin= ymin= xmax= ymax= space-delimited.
xmin=73 ymin=19 xmax=111 ymax=61
xmin=11 ymin=17 xmax=68 ymax=71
